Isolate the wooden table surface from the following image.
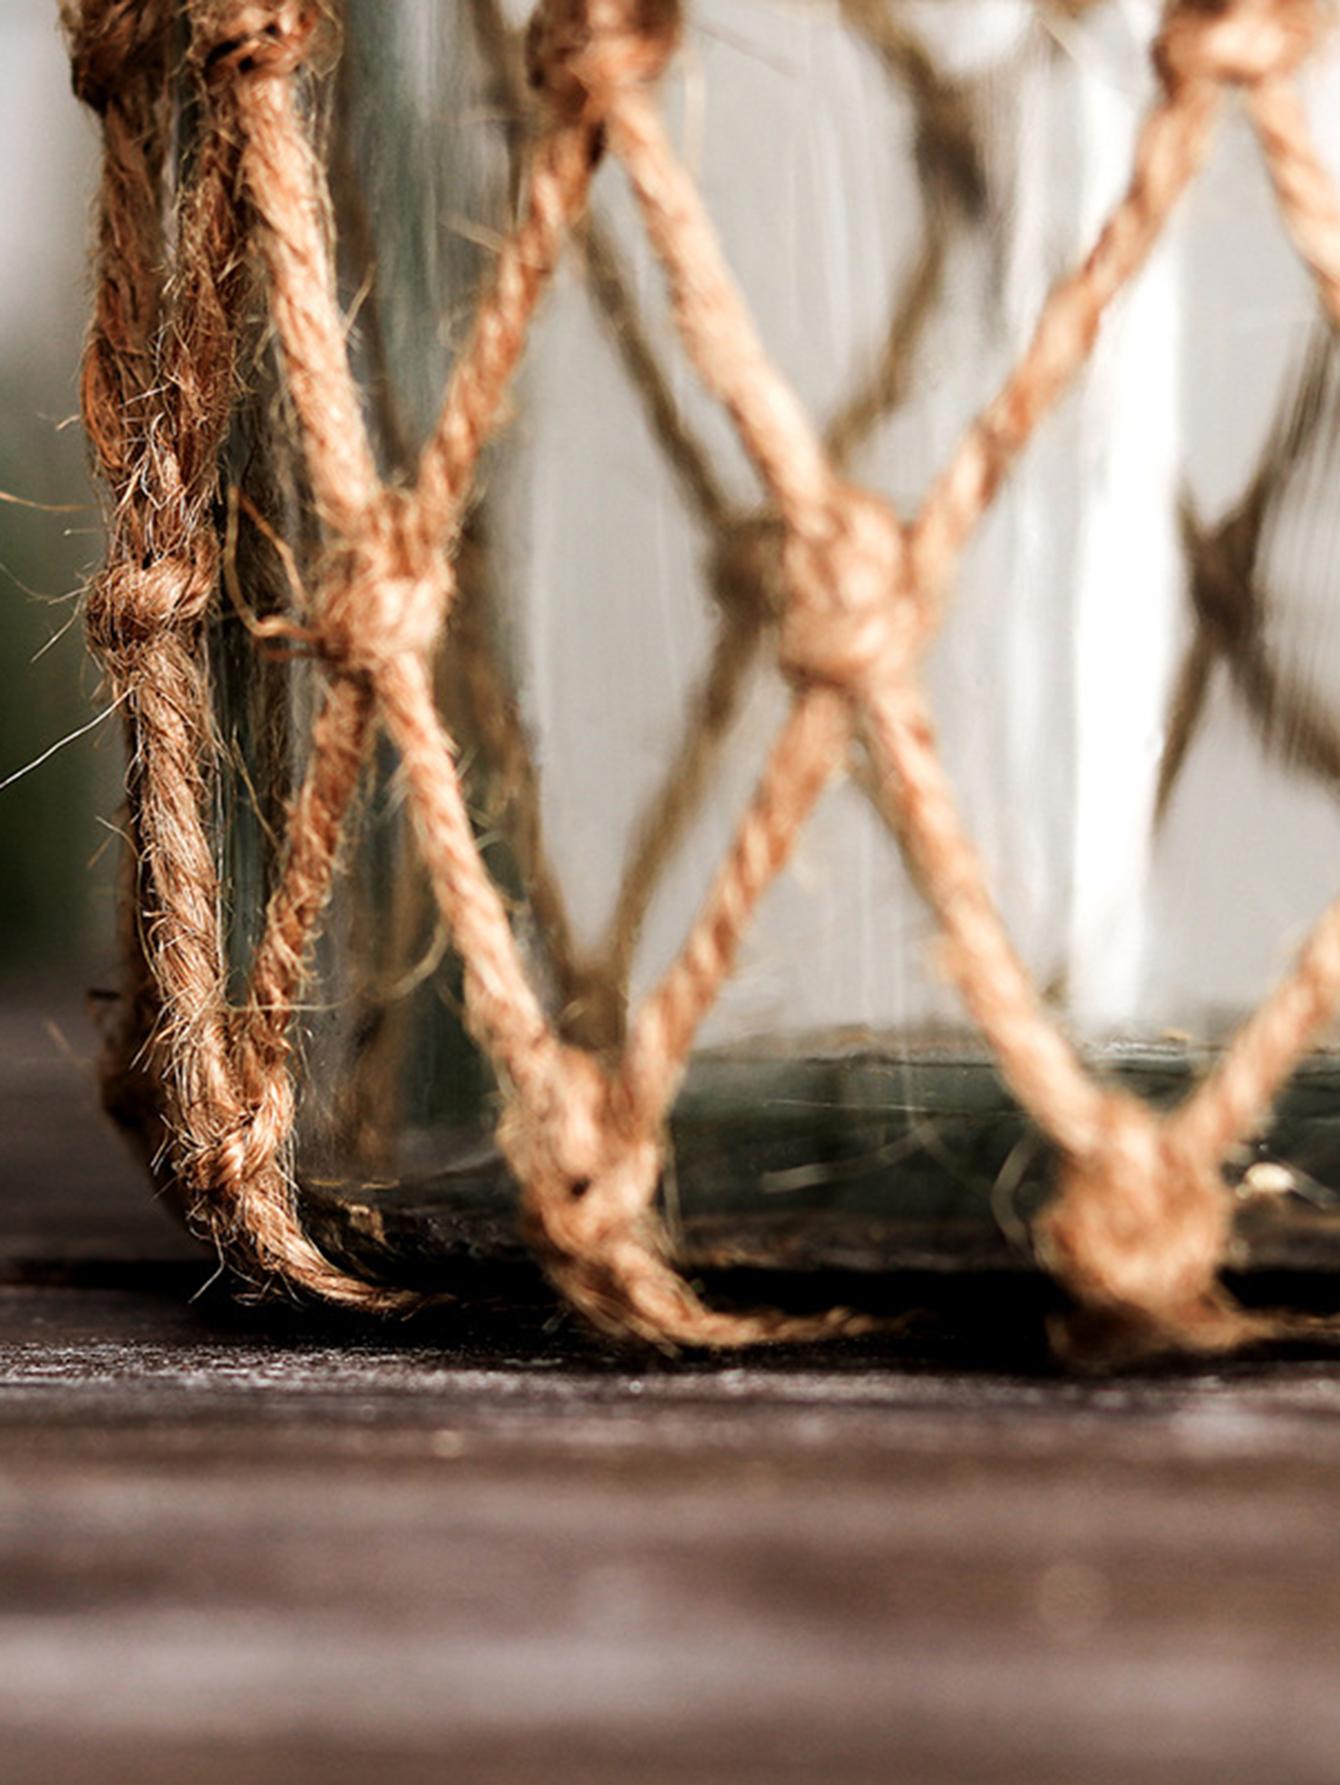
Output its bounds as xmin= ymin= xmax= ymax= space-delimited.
xmin=5 ymin=995 xmax=1340 ymax=1784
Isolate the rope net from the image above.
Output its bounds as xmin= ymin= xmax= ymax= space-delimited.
xmin=65 ymin=0 xmax=1340 ymax=1355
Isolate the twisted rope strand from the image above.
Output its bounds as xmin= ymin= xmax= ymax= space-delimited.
xmin=911 ymin=81 xmax=1222 ymax=596
xmin=70 ymin=0 xmax=412 ymax=1308
xmin=64 ymin=0 xmax=175 ymax=1154
xmin=223 ymin=19 xmax=381 ymax=531
xmin=1249 ymin=74 xmax=1340 ymax=322
xmin=623 ymin=689 xmax=851 ymax=1123
xmin=225 ymin=15 xmax=602 ymax=1127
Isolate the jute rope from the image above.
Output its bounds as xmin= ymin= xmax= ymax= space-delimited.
xmin=67 ymin=0 xmax=1340 ymax=1353
xmin=455 ymin=0 xmax=984 ymax=1052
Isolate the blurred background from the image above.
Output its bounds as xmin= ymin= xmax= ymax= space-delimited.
xmin=1 ymin=10 xmax=110 ymax=999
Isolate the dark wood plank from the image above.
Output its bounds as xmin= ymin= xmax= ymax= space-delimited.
xmin=0 ymin=1274 xmax=1339 ymax=1784
xmin=6 ymin=991 xmax=1340 ymax=1783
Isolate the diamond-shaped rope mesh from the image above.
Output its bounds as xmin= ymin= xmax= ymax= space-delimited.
xmin=66 ymin=0 xmax=1340 ymax=1356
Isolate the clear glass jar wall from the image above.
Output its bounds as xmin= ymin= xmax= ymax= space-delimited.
xmin=217 ymin=1 xmax=1340 ymax=1273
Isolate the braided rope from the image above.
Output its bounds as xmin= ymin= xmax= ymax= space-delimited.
xmin=68 ymin=0 xmax=1340 ymax=1353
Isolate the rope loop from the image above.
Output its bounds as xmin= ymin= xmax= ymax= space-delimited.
xmin=526 ymin=0 xmax=682 ymax=122
xmin=316 ymin=490 xmax=450 ymax=676
xmin=200 ymin=1 xmax=327 ymax=83
xmin=1041 ymin=1095 xmax=1231 ymax=1325
xmin=85 ymin=535 xmax=218 ymax=669
xmin=65 ymin=0 xmax=169 ymax=115
xmin=778 ymin=487 xmax=915 ymax=698
xmin=1155 ymin=0 xmax=1323 ymax=90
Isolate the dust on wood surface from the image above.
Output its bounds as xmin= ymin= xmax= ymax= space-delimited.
xmin=4 ymin=994 xmax=1340 ymax=1785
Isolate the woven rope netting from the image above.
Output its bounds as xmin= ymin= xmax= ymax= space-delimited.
xmin=66 ymin=0 xmax=1340 ymax=1355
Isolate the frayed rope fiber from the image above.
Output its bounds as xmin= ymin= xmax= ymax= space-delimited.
xmin=66 ymin=0 xmax=1340 ymax=1355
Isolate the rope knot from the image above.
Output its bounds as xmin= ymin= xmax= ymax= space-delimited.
xmin=65 ymin=0 xmax=168 ymax=115
xmin=200 ymin=1 xmax=327 ymax=82
xmin=526 ymin=0 xmax=682 ymax=121
xmin=778 ymin=488 xmax=913 ymax=697
xmin=316 ymin=491 xmax=449 ymax=676
xmin=85 ymin=535 xmax=218 ymax=668
xmin=1155 ymin=0 xmax=1323 ymax=89
xmin=498 ymin=1048 xmax=662 ymax=1257
xmin=1040 ymin=1096 xmax=1231 ymax=1326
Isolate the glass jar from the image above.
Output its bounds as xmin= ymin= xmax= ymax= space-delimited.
xmin=212 ymin=0 xmax=1340 ymax=1296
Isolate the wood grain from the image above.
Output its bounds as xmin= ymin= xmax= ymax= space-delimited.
xmin=5 ymin=994 xmax=1340 ymax=1783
